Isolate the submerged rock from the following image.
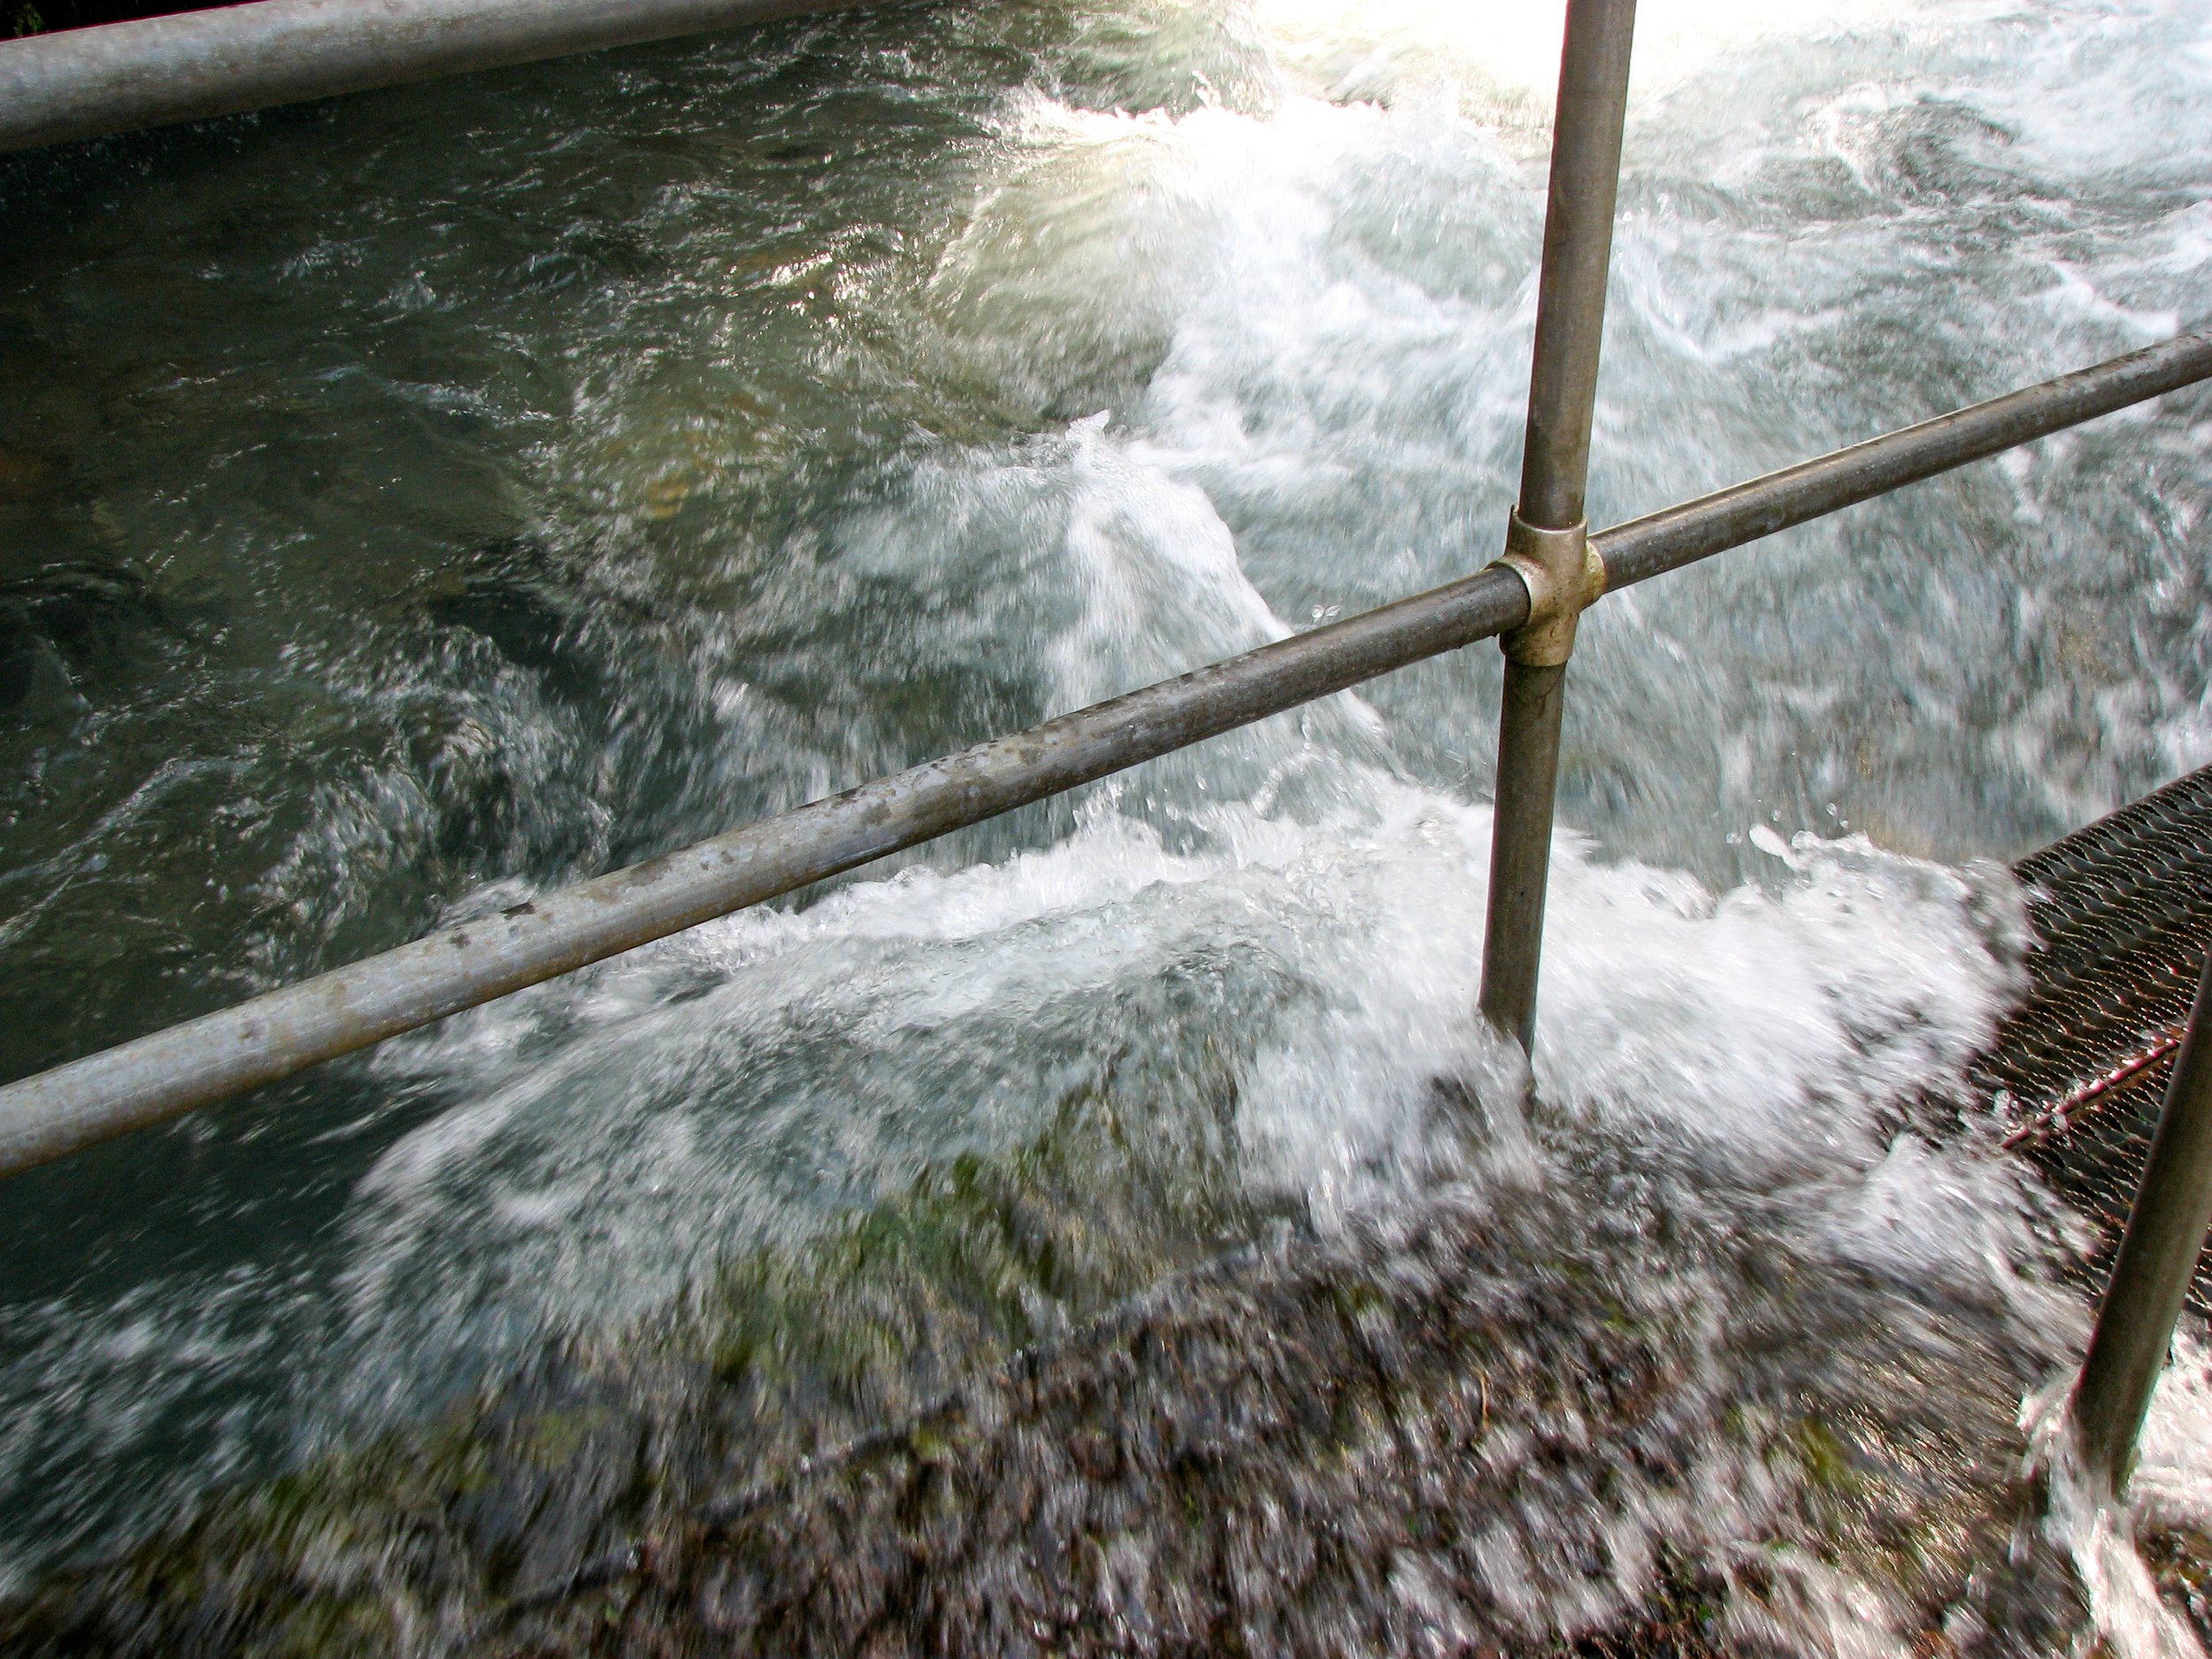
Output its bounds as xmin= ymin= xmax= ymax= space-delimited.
xmin=0 ymin=1103 xmax=2093 ymax=1659
xmin=0 ymin=560 xmax=175 ymax=715
xmin=0 ymin=449 xmax=56 ymax=504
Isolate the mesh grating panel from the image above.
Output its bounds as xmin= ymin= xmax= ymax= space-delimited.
xmin=1978 ymin=765 xmax=2212 ymax=1315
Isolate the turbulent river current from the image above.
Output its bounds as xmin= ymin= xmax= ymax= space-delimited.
xmin=3 ymin=0 xmax=2212 ymax=1649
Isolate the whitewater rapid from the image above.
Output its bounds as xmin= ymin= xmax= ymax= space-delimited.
xmin=0 ymin=0 xmax=2209 ymax=1645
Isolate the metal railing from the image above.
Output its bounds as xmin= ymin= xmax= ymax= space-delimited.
xmin=3 ymin=0 xmax=2210 ymax=1507
xmin=0 ymin=0 xmax=875 ymax=155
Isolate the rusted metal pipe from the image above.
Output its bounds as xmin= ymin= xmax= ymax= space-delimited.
xmin=0 ymin=0 xmax=872 ymax=157
xmin=1478 ymin=0 xmax=1639 ymax=1057
xmin=1 ymin=332 xmax=2208 ymax=1181
xmin=2070 ymin=948 xmax=2212 ymax=1494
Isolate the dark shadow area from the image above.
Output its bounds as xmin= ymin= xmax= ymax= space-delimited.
xmin=9 ymin=0 xmax=236 ymax=39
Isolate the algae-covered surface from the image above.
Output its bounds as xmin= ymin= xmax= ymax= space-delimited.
xmin=0 ymin=1080 xmax=2129 ymax=1655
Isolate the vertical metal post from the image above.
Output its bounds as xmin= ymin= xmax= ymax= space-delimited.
xmin=1478 ymin=0 xmax=1639 ymax=1056
xmin=2070 ymin=948 xmax=2212 ymax=1494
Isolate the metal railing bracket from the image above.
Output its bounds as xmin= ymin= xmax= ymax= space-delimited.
xmin=1494 ymin=511 xmax=1606 ymax=667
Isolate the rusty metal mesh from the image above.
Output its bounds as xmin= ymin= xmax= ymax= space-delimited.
xmin=1977 ymin=764 xmax=2212 ymax=1314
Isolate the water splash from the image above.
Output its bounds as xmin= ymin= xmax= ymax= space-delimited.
xmin=1 ymin=0 xmax=2210 ymax=1629
xmin=2024 ymin=1372 xmax=2211 ymax=1659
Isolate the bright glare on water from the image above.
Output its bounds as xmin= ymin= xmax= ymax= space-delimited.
xmin=0 ymin=0 xmax=2210 ymax=1645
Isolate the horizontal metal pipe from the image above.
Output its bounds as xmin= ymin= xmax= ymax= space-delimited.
xmin=0 ymin=0 xmax=870 ymax=157
xmin=1596 ymin=328 xmax=2212 ymax=588
xmin=4 ymin=329 xmax=2209 ymax=1180
xmin=0 ymin=568 xmax=1533 ymax=1179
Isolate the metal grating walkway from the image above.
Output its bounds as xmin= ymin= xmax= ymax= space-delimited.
xmin=1978 ymin=764 xmax=2212 ymax=1315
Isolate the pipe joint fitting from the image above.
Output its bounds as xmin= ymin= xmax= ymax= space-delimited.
xmin=1492 ymin=511 xmax=1607 ymax=666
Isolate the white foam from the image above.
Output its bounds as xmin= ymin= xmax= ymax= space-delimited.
xmin=2028 ymin=1380 xmax=2211 ymax=1659
xmin=2129 ymin=1333 xmax=2212 ymax=1542
xmin=1245 ymin=0 xmax=1929 ymax=110
xmin=333 ymin=780 xmax=2037 ymax=1432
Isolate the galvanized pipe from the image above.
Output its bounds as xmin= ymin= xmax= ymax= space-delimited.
xmin=0 ymin=568 xmax=1534 ymax=1179
xmin=1478 ymin=0 xmax=1638 ymax=1057
xmin=1 ymin=332 xmax=2208 ymax=1180
xmin=0 ymin=0 xmax=871 ymax=157
xmin=1478 ymin=660 xmax=1568 ymax=1055
xmin=1514 ymin=0 xmax=1639 ymax=534
xmin=2070 ymin=948 xmax=2212 ymax=1495
xmin=1596 ymin=327 xmax=2212 ymax=590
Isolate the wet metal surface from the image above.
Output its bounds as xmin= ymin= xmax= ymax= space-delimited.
xmin=0 ymin=0 xmax=866 ymax=155
xmin=1982 ymin=764 xmax=2212 ymax=1317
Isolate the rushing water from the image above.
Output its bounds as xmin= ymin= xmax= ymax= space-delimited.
xmin=1 ymin=0 xmax=2211 ymax=1642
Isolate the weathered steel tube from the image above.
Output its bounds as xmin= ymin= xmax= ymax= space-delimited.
xmin=1596 ymin=327 xmax=2212 ymax=590
xmin=0 ymin=0 xmax=869 ymax=157
xmin=2070 ymin=949 xmax=2212 ymax=1494
xmin=0 ymin=568 xmax=1532 ymax=1179
xmin=1478 ymin=0 xmax=1638 ymax=1056
xmin=2 ymin=333 xmax=2209 ymax=1181
xmin=1479 ymin=661 xmax=1568 ymax=1056
xmin=1514 ymin=0 xmax=1639 ymax=534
